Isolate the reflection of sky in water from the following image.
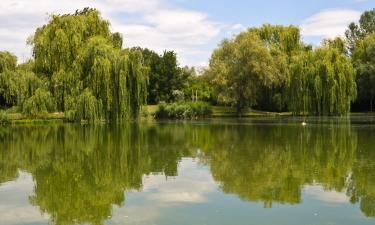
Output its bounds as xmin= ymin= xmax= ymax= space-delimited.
xmin=0 ymin=160 xmax=374 ymax=225
xmin=109 ymin=159 xmax=373 ymax=225
xmin=0 ymin=172 xmax=49 ymax=225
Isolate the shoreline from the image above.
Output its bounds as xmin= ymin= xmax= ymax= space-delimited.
xmin=1 ymin=108 xmax=375 ymax=125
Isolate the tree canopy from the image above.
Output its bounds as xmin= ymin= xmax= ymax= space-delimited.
xmin=207 ymin=31 xmax=276 ymax=115
xmin=31 ymin=8 xmax=148 ymax=121
xmin=289 ymin=44 xmax=357 ymax=116
xmin=0 ymin=8 xmax=148 ymax=122
xmin=207 ymin=25 xmax=357 ymax=116
xmin=136 ymin=48 xmax=191 ymax=104
xmin=346 ymin=9 xmax=375 ymax=112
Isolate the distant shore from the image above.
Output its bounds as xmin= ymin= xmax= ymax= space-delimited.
xmin=2 ymin=106 xmax=375 ymax=125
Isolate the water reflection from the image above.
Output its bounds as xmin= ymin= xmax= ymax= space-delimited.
xmin=0 ymin=120 xmax=374 ymax=224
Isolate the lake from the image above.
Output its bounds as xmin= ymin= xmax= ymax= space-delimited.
xmin=0 ymin=117 xmax=375 ymax=225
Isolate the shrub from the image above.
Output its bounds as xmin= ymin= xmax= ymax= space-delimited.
xmin=66 ymin=89 xmax=103 ymax=122
xmin=22 ymin=88 xmax=55 ymax=117
xmin=155 ymin=102 xmax=212 ymax=119
xmin=0 ymin=110 xmax=10 ymax=124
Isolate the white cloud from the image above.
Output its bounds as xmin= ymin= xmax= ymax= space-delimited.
xmin=301 ymin=9 xmax=361 ymax=39
xmin=0 ymin=0 xmax=236 ymax=66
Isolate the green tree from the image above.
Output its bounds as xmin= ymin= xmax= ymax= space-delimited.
xmin=345 ymin=9 xmax=375 ymax=52
xmin=22 ymin=88 xmax=55 ymax=116
xmin=248 ymin=25 xmax=304 ymax=112
xmin=30 ymin=8 xmax=147 ymax=121
xmin=352 ymin=33 xmax=375 ymax=111
xmin=288 ymin=45 xmax=357 ymax=116
xmin=207 ymin=31 xmax=276 ymax=115
xmin=138 ymin=48 xmax=190 ymax=104
xmin=0 ymin=52 xmax=18 ymax=108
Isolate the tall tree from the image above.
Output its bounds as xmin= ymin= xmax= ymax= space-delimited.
xmin=345 ymin=8 xmax=375 ymax=52
xmin=137 ymin=48 xmax=189 ymax=104
xmin=346 ymin=9 xmax=375 ymax=111
xmin=352 ymin=33 xmax=375 ymax=111
xmin=248 ymin=25 xmax=305 ymax=112
xmin=288 ymin=44 xmax=357 ymax=116
xmin=207 ymin=31 xmax=276 ymax=115
xmin=30 ymin=8 xmax=147 ymax=121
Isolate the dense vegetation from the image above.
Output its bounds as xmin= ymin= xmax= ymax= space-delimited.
xmin=206 ymin=25 xmax=357 ymax=116
xmin=155 ymin=101 xmax=212 ymax=119
xmin=1 ymin=8 xmax=375 ymax=121
xmin=1 ymin=8 xmax=148 ymax=122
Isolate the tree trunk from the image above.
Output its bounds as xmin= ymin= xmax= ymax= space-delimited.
xmin=371 ymin=97 xmax=373 ymax=112
xmin=236 ymin=102 xmax=242 ymax=117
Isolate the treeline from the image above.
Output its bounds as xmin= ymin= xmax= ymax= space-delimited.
xmin=205 ymin=9 xmax=375 ymax=116
xmin=1 ymin=8 xmax=375 ymax=120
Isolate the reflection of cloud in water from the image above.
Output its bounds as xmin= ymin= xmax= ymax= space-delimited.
xmin=144 ymin=159 xmax=215 ymax=204
xmin=0 ymin=171 xmax=49 ymax=225
xmin=304 ymin=185 xmax=349 ymax=204
xmin=111 ymin=158 xmax=217 ymax=224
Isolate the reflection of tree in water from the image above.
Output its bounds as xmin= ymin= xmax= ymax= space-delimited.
xmin=0 ymin=124 xmax=195 ymax=225
xmin=198 ymin=123 xmax=357 ymax=207
xmin=0 ymin=121 xmax=375 ymax=223
xmin=347 ymin=128 xmax=375 ymax=217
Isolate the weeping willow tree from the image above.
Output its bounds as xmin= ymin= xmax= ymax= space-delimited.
xmin=0 ymin=52 xmax=48 ymax=113
xmin=247 ymin=25 xmax=305 ymax=112
xmin=288 ymin=42 xmax=357 ymax=116
xmin=30 ymin=8 xmax=147 ymax=122
xmin=0 ymin=52 xmax=17 ymax=107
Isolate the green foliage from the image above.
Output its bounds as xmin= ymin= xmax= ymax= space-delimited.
xmin=137 ymin=48 xmax=191 ymax=104
xmin=207 ymin=30 xmax=277 ymax=115
xmin=346 ymin=8 xmax=375 ymax=52
xmin=22 ymin=88 xmax=56 ymax=116
xmin=207 ymin=25 xmax=356 ymax=116
xmin=0 ymin=56 xmax=44 ymax=110
xmin=28 ymin=8 xmax=148 ymax=121
xmin=155 ymin=101 xmax=212 ymax=119
xmin=32 ymin=8 xmax=112 ymax=76
xmin=352 ymin=33 xmax=375 ymax=111
xmin=288 ymin=46 xmax=356 ymax=116
xmin=68 ymin=89 xmax=102 ymax=122
xmin=249 ymin=25 xmax=305 ymax=112
xmin=346 ymin=9 xmax=375 ymax=111
xmin=0 ymin=51 xmax=17 ymax=73
xmin=184 ymin=70 xmax=216 ymax=104
xmin=0 ymin=110 xmax=10 ymax=124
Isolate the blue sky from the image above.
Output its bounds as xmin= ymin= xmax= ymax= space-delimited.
xmin=0 ymin=0 xmax=374 ymax=67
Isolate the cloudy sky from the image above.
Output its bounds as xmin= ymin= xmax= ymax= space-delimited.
xmin=0 ymin=0 xmax=374 ymax=67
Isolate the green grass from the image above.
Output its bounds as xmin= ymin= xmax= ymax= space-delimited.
xmin=4 ymin=112 xmax=65 ymax=124
xmin=1 ymin=106 xmax=373 ymax=125
xmin=211 ymin=106 xmax=291 ymax=117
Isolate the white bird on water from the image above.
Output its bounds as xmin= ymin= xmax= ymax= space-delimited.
xmin=302 ymin=121 xmax=307 ymax=126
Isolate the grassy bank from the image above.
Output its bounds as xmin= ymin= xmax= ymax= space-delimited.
xmin=1 ymin=112 xmax=65 ymax=124
xmin=2 ymin=106 xmax=375 ymax=125
xmin=211 ymin=106 xmax=292 ymax=117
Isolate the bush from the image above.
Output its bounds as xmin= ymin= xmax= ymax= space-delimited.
xmin=0 ymin=110 xmax=10 ymax=124
xmin=66 ymin=89 xmax=103 ymax=122
xmin=155 ymin=102 xmax=212 ymax=119
xmin=22 ymin=88 xmax=55 ymax=117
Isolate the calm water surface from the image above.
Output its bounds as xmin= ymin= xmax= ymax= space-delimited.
xmin=1 ymin=117 xmax=375 ymax=225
